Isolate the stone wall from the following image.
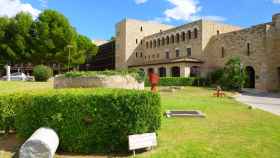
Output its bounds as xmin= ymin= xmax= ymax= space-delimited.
xmin=54 ymin=75 xmax=144 ymax=90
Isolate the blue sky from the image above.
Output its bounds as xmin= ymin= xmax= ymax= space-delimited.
xmin=0 ymin=0 xmax=279 ymax=40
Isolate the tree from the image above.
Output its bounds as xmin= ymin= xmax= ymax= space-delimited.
xmin=220 ymin=57 xmax=247 ymax=91
xmin=76 ymin=35 xmax=98 ymax=65
xmin=31 ymin=10 xmax=78 ymax=65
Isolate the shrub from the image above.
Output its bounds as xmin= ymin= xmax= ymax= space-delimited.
xmin=64 ymin=68 xmax=145 ymax=83
xmin=12 ymin=89 xmax=161 ymax=153
xmin=209 ymin=68 xmax=224 ymax=84
xmin=0 ymin=94 xmax=19 ymax=133
xmin=145 ymin=77 xmax=210 ymax=87
xmin=33 ymin=65 xmax=53 ymax=82
xmin=219 ymin=58 xmax=247 ymax=90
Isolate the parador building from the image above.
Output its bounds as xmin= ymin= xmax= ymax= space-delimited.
xmin=88 ymin=13 xmax=280 ymax=91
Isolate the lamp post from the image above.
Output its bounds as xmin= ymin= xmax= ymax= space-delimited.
xmin=66 ymin=45 xmax=73 ymax=72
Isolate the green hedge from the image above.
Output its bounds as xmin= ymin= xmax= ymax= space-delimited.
xmin=145 ymin=77 xmax=209 ymax=87
xmin=0 ymin=89 xmax=161 ymax=153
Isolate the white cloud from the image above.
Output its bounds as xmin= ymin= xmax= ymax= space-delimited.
xmin=153 ymin=0 xmax=225 ymax=23
xmin=272 ymin=0 xmax=280 ymax=4
xmin=0 ymin=0 xmax=41 ymax=18
xmin=164 ymin=0 xmax=201 ymax=21
xmin=135 ymin=0 xmax=148 ymax=4
xmin=38 ymin=0 xmax=48 ymax=8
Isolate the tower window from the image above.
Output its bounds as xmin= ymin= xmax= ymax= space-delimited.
xmin=140 ymin=26 xmax=143 ymax=32
xmin=176 ymin=49 xmax=180 ymax=57
xmin=176 ymin=33 xmax=180 ymax=43
xmin=188 ymin=30 xmax=192 ymax=39
xmin=221 ymin=47 xmax=225 ymax=58
xmin=247 ymin=43 xmax=251 ymax=56
xmin=162 ymin=37 xmax=165 ymax=46
xmin=136 ymin=39 xmax=138 ymax=44
xmin=194 ymin=28 xmax=198 ymax=39
xmin=140 ymin=40 xmax=143 ymax=45
xmin=182 ymin=32 xmax=186 ymax=41
xmin=187 ymin=48 xmax=192 ymax=57
xmin=166 ymin=52 xmax=170 ymax=59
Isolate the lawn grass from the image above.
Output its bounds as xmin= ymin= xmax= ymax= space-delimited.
xmin=1 ymin=81 xmax=280 ymax=158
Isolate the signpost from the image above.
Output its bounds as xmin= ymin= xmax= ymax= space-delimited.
xmin=128 ymin=133 xmax=157 ymax=156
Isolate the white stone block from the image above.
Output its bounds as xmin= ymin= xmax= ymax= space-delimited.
xmin=20 ymin=127 xmax=59 ymax=158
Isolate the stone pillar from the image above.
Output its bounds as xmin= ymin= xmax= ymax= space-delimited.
xmin=180 ymin=65 xmax=191 ymax=77
xmin=20 ymin=127 xmax=59 ymax=158
xmin=166 ymin=66 xmax=171 ymax=77
xmin=5 ymin=65 xmax=10 ymax=81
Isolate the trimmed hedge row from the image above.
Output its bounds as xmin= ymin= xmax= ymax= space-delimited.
xmin=0 ymin=89 xmax=161 ymax=153
xmin=145 ymin=77 xmax=208 ymax=87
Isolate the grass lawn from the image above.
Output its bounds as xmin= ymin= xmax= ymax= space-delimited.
xmin=1 ymin=81 xmax=280 ymax=158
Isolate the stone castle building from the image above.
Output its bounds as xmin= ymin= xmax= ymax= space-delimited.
xmin=93 ymin=13 xmax=280 ymax=91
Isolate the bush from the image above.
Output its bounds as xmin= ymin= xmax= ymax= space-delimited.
xmin=220 ymin=58 xmax=247 ymax=90
xmin=33 ymin=65 xmax=53 ymax=82
xmin=145 ymin=77 xmax=209 ymax=87
xmin=64 ymin=69 xmax=145 ymax=83
xmin=11 ymin=89 xmax=161 ymax=153
xmin=0 ymin=94 xmax=19 ymax=133
xmin=209 ymin=68 xmax=224 ymax=84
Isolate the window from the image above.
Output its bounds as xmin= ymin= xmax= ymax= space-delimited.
xmin=136 ymin=52 xmax=138 ymax=58
xmin=188 ymin=30 xmax=192 ymax=39
xmin=140 ymin=26 xmax=143 ymax=32
xmin=146 ymin=42 xmax=149 ymax=49
xmin=171 ymin=35 xmax=175 ymax=44
xmin=217 ymin=30 xmax=220 ymax=35
xmin=158 ymin=67 xmax=167 ymax=77
xmin=221 ymin=47 xmax=225 ymax=58
xmin=176 ymin=49 xmax=180 ymax=57
xmin=166 ymin=52 xmax=170 ymax=59
xmin=187 ymin=48 xmax=192 ymax=57
xmin=247 ymin=43 xmax=251 ymax=56
xmin=166 ymin=36 xmax=170 ymax=45
xmin=150 ymin=41 xmax=152 ymax=48
xmin=136 ymin=39 xmax=138 ymax=44
xmin=176 ymin=33 xmax=180 ymax=43
xmin=140 ymin=52 xmax=143 ymax=57
xmin=140 ymin=40 xmax=143 ymax=45
xmin=162 ymin=37 xmax=165 ymax=46
xmin=182 ymin=32 xmax=186 ymax=41
xmin=157 ymin=38 xmax=161 ymax=47
xmin=153 ymin=40 xmax=156 ymax=48
xmin=190 ymin=66 xmax=200 ymax=77
xmin=194 ymin=28 xmax=198 ymax=39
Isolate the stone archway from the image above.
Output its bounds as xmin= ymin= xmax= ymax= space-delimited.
xmin=158 ymin=67 xmax=166 ymax=77
xmin=190 ymin=66 xmax=200 ymax=77
xmin=148 ymin=68 xmax=154 ymax=74
xmin=171 ymin=66 xmax=180 ymax=77
xmin=245 ymin=66 xmax=255 ymax=88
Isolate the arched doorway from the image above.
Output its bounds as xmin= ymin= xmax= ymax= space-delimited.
xmin=245 ymin=66 xmax=255 ymax=88
xmin=148 ymin=68 xmax=154 ymax=74
xmin=171 ymin=66 xmax=180 ymax=77
xmin=158 ymin=67 xmax=166 ymax=77
xmin=190 ymin=66 xmax=200 ymax=77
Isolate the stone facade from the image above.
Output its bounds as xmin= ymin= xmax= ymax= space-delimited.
xmin=54 ymin=75 xmax=144 ymax=90
xmin=114 ymin=13 xmax=280 ymax=91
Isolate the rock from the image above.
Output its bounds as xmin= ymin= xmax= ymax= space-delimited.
xmin=19 ymin=127 xmax=59 ymax=158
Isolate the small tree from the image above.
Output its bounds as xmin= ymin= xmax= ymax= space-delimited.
xmin=33 ymin=65 xmax=53 ymax=82
xmin=220 ymin=57 xmax=246 ymax=91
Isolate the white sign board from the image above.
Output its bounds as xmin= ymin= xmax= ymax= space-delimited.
xmin=128 ymin=133 xmax=157 ymax=151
